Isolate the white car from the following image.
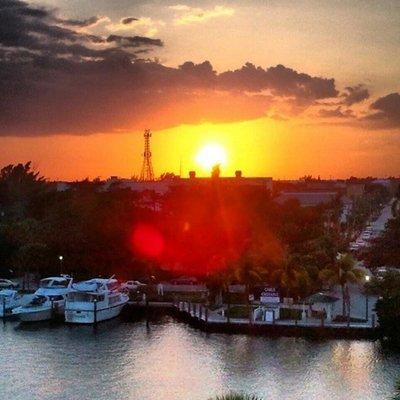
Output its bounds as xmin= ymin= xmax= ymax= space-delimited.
xmin=0 ymin=279 xmax=19 ymax=289
xmin=121 ymin=280 xmax=146 ymax=291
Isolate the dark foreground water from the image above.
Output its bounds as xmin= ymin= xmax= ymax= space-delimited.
xmin=1 ymin=316 xmax=399 ymax=400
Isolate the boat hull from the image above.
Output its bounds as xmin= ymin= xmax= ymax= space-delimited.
xmin=13 ymin=304 xmax=65 ymax=322
xmin=65 ymin=302 xmax=127 ymax=324
xmin=0 ymin=307 xmax=13 ymax=318
xmin=14 ymin=307 xmax=53 ymax=322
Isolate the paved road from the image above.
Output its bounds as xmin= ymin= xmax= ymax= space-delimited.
xmin=370 ymin=198 xmax=395 ymax=236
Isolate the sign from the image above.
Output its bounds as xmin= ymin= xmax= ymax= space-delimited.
xmin=248 ymin=294 xmax=254 ymax=302
xmin=260 ymin=287 xmax=280 ymax=304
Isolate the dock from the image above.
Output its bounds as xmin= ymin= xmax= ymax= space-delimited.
xmin=123 ymin=300 xmax=379 ymax=340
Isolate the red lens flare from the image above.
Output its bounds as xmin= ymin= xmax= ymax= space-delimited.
xmin=131 ymin=223 xmax=164 ymax=259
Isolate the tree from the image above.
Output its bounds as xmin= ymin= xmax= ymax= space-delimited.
xmin=374 ymin=272 xmax=400 ymax=347
xmin=319 ymin=253 xmax=362 ymax=317
xmin=211 ymin=164 xmax=221 ymax=178
xmin=159 ymin=172 xmax=176 ymax=181
xmin=0 ymin=162 xmax=47 ymax=219
xmin=393 ymin=380 xmax=400 ymax=400
xmin=228 ymin=251 xmax=267 ymax=321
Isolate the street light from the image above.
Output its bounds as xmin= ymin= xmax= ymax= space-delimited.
xmin=59 ymin=255 xmax=63 ymax=275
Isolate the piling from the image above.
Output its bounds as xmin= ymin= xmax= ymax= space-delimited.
xmin=145 ymin=298 xmax=149 ymax=328
xmin=51 ymin=299 xmax=54 ymax=320
xmin=2 ymin=297 xmax=5 ymax=324
xmin=93 ymin=299 xmax=98 ymax=326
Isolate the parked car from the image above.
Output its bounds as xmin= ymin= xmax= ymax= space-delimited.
xmin=170 ymin=276 xmax=198 ymax=285
xmin=0 ymin=279 xmax=19 ymax=289
xmin=120 ymin=280 xmax=146 ymax=291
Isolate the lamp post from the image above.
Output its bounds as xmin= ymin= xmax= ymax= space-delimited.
xmin=59 ymin=255 xmax=63 ymax=275
xmin=365 ymin=275 xmax=370 ymax=321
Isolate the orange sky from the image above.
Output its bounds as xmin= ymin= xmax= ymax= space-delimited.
xmin=1 ymin=119 xmax=399 ymax=180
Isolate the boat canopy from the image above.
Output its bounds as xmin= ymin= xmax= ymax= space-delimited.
xmin=40 ymin=277 xmax=72 ymax=288
xmin=72 ymin=282 xmax=101 ymax=292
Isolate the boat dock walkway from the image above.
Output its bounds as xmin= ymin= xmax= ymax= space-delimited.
xmin=125 ymin=300 xmax=378 ymax=339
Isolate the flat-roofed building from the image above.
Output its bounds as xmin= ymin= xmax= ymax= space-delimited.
xmin=275 ymin=191 xmax=338 ymax=207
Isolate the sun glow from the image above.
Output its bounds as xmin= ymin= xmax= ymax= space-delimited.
xmin=195 ymin=143 xmax=227 ymax=171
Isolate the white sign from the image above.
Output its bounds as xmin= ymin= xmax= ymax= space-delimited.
xmin=265 ymin=310 xmax=275 ymax=322
xmin=260 ymin=288 xmax=280 ymax=304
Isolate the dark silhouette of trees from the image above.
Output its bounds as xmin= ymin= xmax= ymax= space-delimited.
xmin=0 ymin=161 xmax=366 ymax=302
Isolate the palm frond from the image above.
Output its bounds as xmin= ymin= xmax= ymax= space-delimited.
xmin=211 ymin=393 xmax=263 ymax=400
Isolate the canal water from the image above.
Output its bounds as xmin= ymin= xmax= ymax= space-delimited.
xmin=1 ymin=316 xmax=399 ymax=400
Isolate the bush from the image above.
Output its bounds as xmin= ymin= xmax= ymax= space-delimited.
xmin=332 ymin=315 xmax=366 ymax=323
xmin=211 ymin=393 xmax=263 ymax=400
xmin=376 ymin=295 xmax=400 ymax=346
xmin=279 ymin=307 xmax=302 ymax=320
xmin=225 ymin=305 xmax=252 ymax=319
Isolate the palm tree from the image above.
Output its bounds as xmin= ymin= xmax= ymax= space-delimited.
xmin=272 ymin=255 xmax=301 ymax=299
xmin=392 ymin=380 xmax=400 ymax=400
xmin=319 ymin=253 xmax=362 ymax=317
xmin=211 ymin=394 xmax=263 ymax=400
xmin=228 ymin=252 xmax=266 ymax=322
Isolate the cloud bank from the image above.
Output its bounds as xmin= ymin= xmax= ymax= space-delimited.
xmin=0 ymin=0 xmax=398 ymax=136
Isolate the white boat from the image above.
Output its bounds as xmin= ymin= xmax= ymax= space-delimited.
xmin=0 ymin=289 xmax=23 ymax=317
xmin=12 ymin=275 xmax=73 ymax=322
xmin=65 ymin=278 xmax=129 ymax=324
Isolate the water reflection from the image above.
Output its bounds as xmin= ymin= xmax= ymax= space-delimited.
xmin=0 ymin=316 xmax=399 ymax=400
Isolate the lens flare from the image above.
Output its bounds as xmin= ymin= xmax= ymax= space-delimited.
xmin=131 ymin=223 xmax=164 ymax=259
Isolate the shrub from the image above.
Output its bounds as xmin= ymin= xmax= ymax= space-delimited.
xmin=279 ymin=307 xmax=302 ymax=320
xmin=211 ymin=393 xmax=263 ymax=400
xmin=376 ymin=295 xmax=400 ymax=346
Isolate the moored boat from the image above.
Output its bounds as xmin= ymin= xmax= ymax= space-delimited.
xmin=65 ymin=278 xmax=129 ymax=324
xmin=12 ymin=275 xmax=73 ymax=322
xmin=0 ymin=289 xmax=23 ymax=317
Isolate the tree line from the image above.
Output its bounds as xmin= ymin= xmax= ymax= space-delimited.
xmin=0 ymin=162 xmax=386 ymax=315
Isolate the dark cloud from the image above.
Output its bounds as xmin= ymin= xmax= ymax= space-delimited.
xmin=318 ymin=107 xmax=355 ymax=119
xmin=58 ymin=16 xmax=103 ymax=28
xmin=0 ymin=0 xmax=343 ymax=136
xmin=341 ymin=84 xmax=369 ymax=106
xmin=121 ymin=17 xmax=139 ymax=24
xmin=0 ymin=0 xmax=162 ymax=60
xmin=366 ymin=93 xmax=400 ymax=128
xmin=106 ymin=35 xmax=163 ymax=48
xmin=218 ymin=63 xmax=338 ymax=103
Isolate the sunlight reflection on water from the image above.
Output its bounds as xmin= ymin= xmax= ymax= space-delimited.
xmin=1 ymin=317 xmax=399 ymax=400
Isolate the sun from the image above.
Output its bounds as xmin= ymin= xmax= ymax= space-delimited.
xmin=195 ymin=143 xmax=227 ymax=171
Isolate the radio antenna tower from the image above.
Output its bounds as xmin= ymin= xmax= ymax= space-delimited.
xmin=139 ymin=129 xmax=155 ymax=181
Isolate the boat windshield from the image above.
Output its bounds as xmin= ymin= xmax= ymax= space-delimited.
xmin=68 ymin=292 xmax=104 ymax=303
xmin=28 ymin=295 xmax=47 ymax=307
xmin=40 ymin=279 xmax=70 ymax=288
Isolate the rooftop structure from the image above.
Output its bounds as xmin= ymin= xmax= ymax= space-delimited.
xmin=275 ymin=191 xmax=338 ymax=207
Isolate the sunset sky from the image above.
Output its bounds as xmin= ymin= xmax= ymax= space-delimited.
xmin=1 ymin=0 xmax=400 ymax=180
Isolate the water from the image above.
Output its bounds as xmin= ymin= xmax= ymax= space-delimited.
xmin=1 ymin=316 xmax=399 ymax=400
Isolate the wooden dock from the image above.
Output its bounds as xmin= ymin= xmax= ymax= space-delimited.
xmin=123 ymin=300 xmax=379 ymax=340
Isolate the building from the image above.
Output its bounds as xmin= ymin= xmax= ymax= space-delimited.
xmin=181 ymin=170 xmax=273 ymax=191
xmin=275 ymin=191 xmax=338 ymax=207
